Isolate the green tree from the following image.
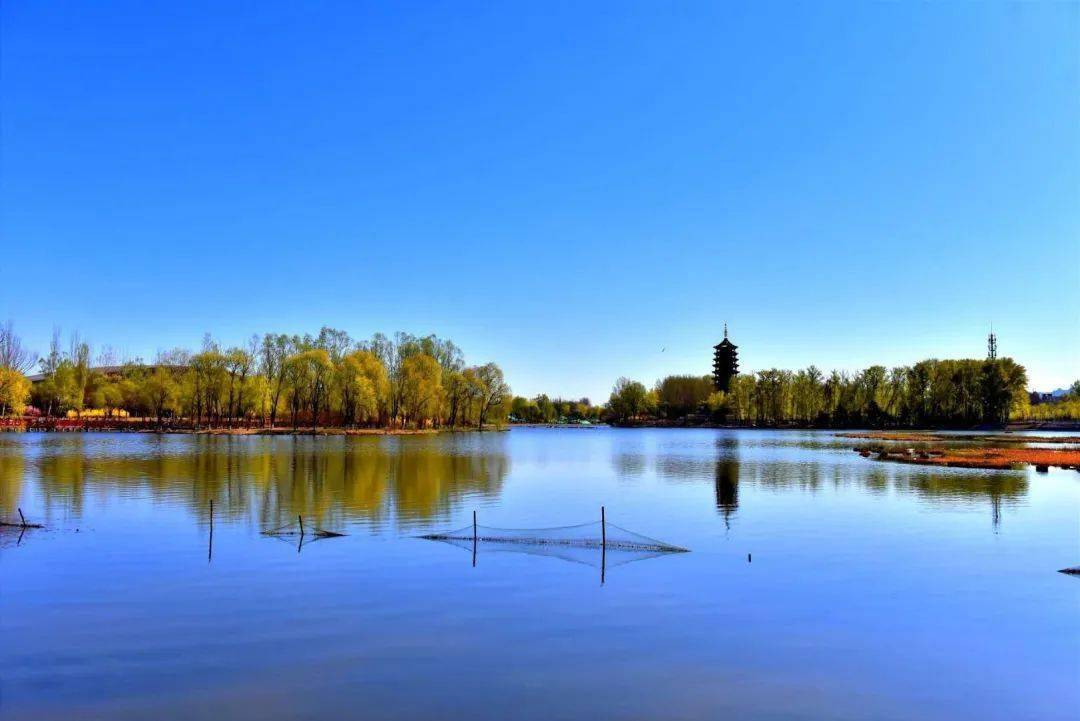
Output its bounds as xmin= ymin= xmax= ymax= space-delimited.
xmin=474 ymin=362 xmax=510 ymax=429
xmin=607 ymin=377 xmax=653 ymax=422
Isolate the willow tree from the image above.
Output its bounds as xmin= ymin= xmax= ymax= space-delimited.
xmin=260 ymin=333 xmax=295 ymax=428
xmin=338 ymin=349 xmax=389 ymax=426
xmin=301 ymin=349 xmax=333 ymax=432
xmin=400 ymin=353 xmax=442 ymax=428
xmin=474 ymin=363 xmax=510 ymax=429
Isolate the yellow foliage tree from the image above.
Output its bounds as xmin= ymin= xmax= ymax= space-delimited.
xmin=339 ymin=350 xmax=390 ymax=425
xmin=401 ymin=353 xmax=442 ymax=427
xmin=0 ymin=368 xmax=31 ymax=416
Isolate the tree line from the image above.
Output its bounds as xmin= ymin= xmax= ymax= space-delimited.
xmin=508 ymin=395 xmax=604 ymax=424
xmin=0 ymin=323 xmax=510 ymax=430
xmin=607 ymin=357 xmax=1047 ymax=427
xmin=2 ymin=319 xmax=1074 ymax=429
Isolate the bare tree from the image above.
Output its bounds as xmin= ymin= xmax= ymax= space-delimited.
xmin=0 ymin=321 xmax=38 ymax=373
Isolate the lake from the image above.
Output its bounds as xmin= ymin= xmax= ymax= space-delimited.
xmin=1 ymin=428 xmax=1077 ymax=720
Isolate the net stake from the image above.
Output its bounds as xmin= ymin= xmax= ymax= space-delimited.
xmin=601 ymin=506 xmax=606 ymax=585
xmin=601 ymin=506 xmax=606 ymax=551
xmin=298 ymin=514 xmax=304 ymax=538
xmin=208 ymin=500 xmax=214 ymax=564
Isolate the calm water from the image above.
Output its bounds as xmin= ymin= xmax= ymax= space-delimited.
xmin=1 ymin=429 xmax=1077 ymax=720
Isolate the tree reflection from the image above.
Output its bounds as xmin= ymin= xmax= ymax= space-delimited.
xmin=10 ymin=435 xmax=509 ymax=528
xmin=0 ymin=443 xmax=24 ymax=517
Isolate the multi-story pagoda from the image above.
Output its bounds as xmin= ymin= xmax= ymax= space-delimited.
xmin=712 ymin=324 xmax=739 ymax=392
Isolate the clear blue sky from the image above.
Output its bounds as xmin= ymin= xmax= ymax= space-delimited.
xmin=2 ymin=2 xmax=1077 ymax=400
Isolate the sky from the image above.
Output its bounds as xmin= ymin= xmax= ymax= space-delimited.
xmin=2 ymin=1 xmax=1077 ymax=400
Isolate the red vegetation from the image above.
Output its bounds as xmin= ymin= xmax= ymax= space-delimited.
xmin=857 ymin=445 xmax=1080 ymax=470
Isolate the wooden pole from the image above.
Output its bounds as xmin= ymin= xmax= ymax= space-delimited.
xmin=298 ymin=514 xmax=304 ymax=538
xmin=473 ymin=510 xmax=477 ymax=543
xmin=601 ymin=506 xmax=606 ymax=585
xmin=601 ymin=506 xmax=606 ymax=550
xmin=208 ymin=500 xmax=214 ymax=564
xmin=18 ymin=508 xmax=27 ymax=528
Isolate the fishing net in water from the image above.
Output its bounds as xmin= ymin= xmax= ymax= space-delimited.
xmin=425 ymin=532 xmax=678 ymax=569
xmin=419 ymin=519 xmax=688 ymax=554
xmin=262 ymin=519 xmax=346 ymax=539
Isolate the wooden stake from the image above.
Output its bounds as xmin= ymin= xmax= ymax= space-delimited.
xmin=208 ymin=500 xmax=214 ymax=564
xmin=601 ymin=506 xmax=606 ymax=550
xmin=18 ymin=508 xmax=27 ymax=528
xmin=298 ymin=514 xmax=304 ymax=538
xmin=473 ymin=510 xmax=477 ymax=543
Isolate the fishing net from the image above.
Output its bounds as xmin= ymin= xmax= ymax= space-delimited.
xmin=419 ymin=519 xmax=688 ymax=553
xmin=262 ymin=519 xmax=346 ymax=538
xmin=425 ymin=532 xmax=677 ymax=569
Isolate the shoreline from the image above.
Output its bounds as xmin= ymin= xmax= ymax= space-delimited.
xmin=1 ymin=424 xmax=508 ymax=436
xmin=603 ymin=419 xmax=1080 ymax=432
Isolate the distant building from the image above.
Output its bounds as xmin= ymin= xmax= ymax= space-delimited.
xmin=712 ymin=325 xmax=739 ymax=392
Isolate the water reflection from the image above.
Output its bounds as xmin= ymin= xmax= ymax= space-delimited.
xmin=599 ymin=431 xmax=1032 ymax=531
xmin=1 ymin=430 xmax=1036 ymax=539
xmin=4 ymin=434 xmax=510 ymax=529
xmin=715 ymin=459 xmax=739 ymax=528
xmin=896 ymin=472 xmax=1029 ymax=530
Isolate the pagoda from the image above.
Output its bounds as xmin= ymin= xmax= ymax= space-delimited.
xmin=712 ymin=324 xmax=739 ymax=392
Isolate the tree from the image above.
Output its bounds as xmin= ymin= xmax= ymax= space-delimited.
xmin=510 ymin=396 xmax=537 ymax=423
xmin=607 ymin=377 xmax=653 ymax=422
xmin=338 ymin=350 xmax=389 ymax=426
xmin=706 ymin=390 xmax=729 ymax=420
xmin=0 ymin=368 xmax=30 ymax=416
xmin=292 ymin=349 xmax=333 ymax=433
xmin=0 ymin=321 xmax=37 ymax=373
xmin=283 ymin=351 xmax=311 ymax=431
xmin=316 ymin=326 xmax=354 ymax=363
xmin=260 ymin=334 xmax=292 ymax=428
xmin=443 ymin=370 xmax=469 ymax=427
xmin=655 ymin=375 xmax=713 ymax=418
xmin=400 ymin=353 xmax=442 ymax=428
xmin=143 ymin=366 xmax=178 ymax=426
xmin=534 ymin=394 xmax=556 ymax=423
xmin=474 ymin=362 xmax=510 ymax=429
